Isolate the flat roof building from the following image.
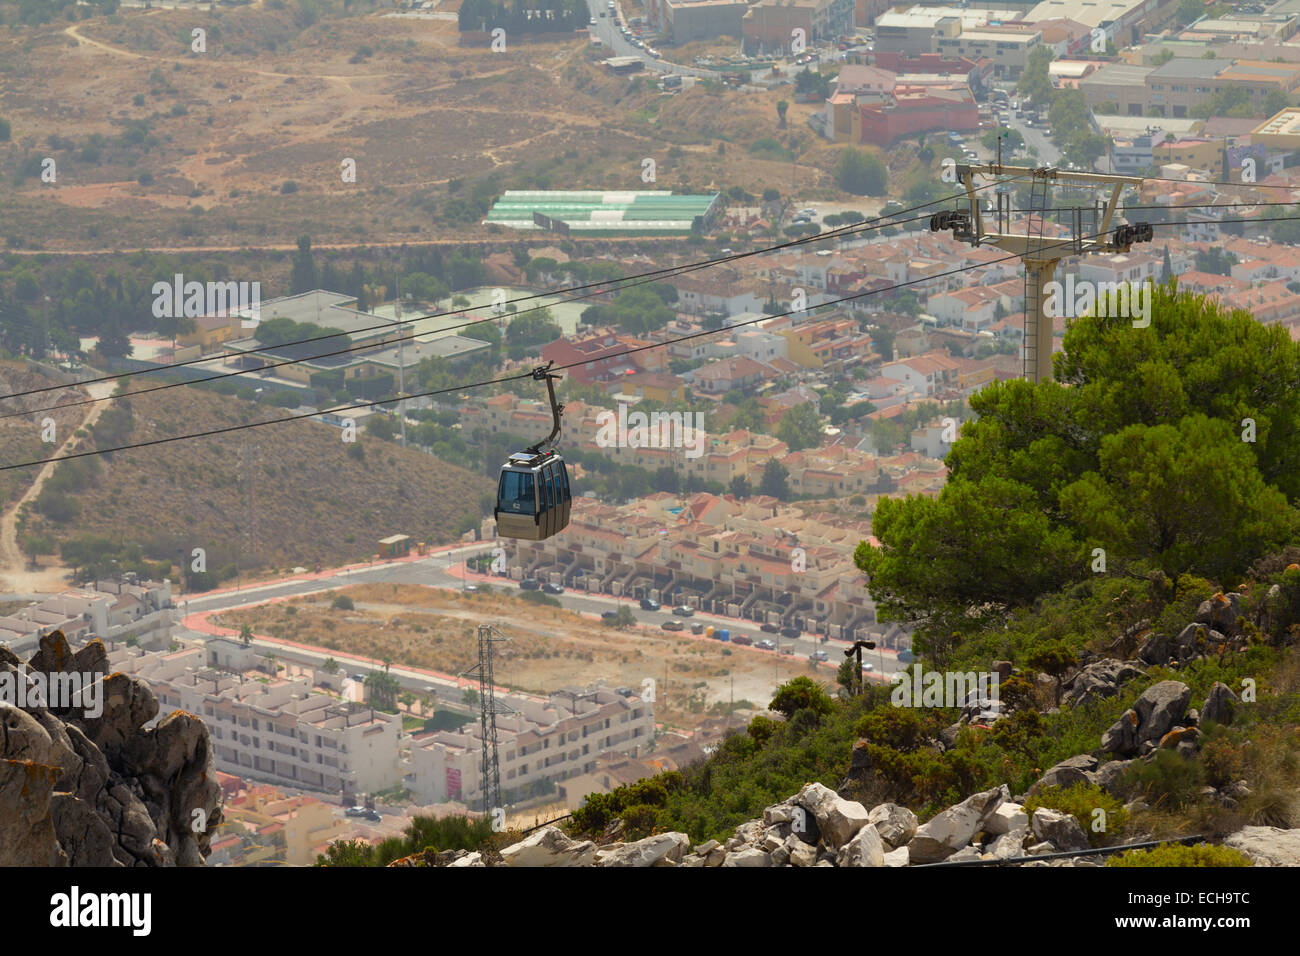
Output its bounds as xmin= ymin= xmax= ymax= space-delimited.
xmin=659 ymin=0 xmax=748 ymax=43
xmin=484 ymin=190 xmax=721 ymax=236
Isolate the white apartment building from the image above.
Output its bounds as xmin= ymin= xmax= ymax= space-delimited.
xmin=0 ymin=576 xmax=173 ymax=657
xmin=406 ymin=684 xmax=655 ymax=806
xmin=109 ymin=642 xmax=402 ymax=797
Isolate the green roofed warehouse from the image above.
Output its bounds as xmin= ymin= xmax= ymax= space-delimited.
xmin=484 ymin=190 xmax=721 ymax=237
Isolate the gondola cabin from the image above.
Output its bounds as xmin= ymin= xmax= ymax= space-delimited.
xmin=494 ymin=450 xmax=572 ymax=541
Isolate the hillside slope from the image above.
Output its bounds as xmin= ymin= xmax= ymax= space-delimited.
xmin=23 ymin=385 xmax=494 ymax=576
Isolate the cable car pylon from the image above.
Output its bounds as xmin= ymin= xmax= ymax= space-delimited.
xmin=932 ymin=153 xmax=1153 ymax=383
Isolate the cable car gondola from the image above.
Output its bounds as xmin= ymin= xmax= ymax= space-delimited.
xmin=494 ymin=363 xmax=572 ymax=541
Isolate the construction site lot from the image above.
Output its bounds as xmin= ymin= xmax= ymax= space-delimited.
xmin=216 ymin=581 xmax=832 ymax=731
xmin=0 ymin=2 xmax=854 ymax=252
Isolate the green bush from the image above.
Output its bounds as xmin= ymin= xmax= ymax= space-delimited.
xmin=331 ymin=595 xmax=354 ymax=611
xmin=1121 ymin=749 xmax=1207 ymax=811
xmin=769 ymin=676 xmax=834 ymax=720
xmin=1106 ymin=843 xmax=1252 ymax=867
xmin=1024 ymin=783 xmax=1128 ymax=847
xmin=519 ymin=590 xmax=561 ymax=607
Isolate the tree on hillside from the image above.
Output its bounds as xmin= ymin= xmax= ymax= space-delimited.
xmin=505 ymin=309 xmax=561 ymax=356
xmin=290 ymin=236 xmax=319 ymax=294
xmin=1060 ymin=415 xmax=1296 ymax=581
xmin=858 ymin=284 xmax=1300 ymax=632
xmin=776 ymin=100 xmax=789 ymax=128
xmin=833 ymin=148 xmax=888 ymax=196
xmin=769 ymin=676 xmax=834 ymax=719
xmin=1027 ymin=642 xmax=1076 ymax=707
xmin=775 ymin=402 xmax=823 ymax=452
xmin=758 ymin=459 xmax=791 ymax=500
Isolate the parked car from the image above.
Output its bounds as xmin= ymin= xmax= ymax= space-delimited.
xmin=861 ymin=663 xmax=874 ymax=673
xmin=639 ymin=597 xmax=661 ymax=611
xmin=615 ymin=686 xmax=634 ymax=697
xmin=345 ymin=807 xmax=368 ymax=818
xmin=731 ymin=634 xmax=752 ymax=646
xmin=601 ymin=610 xmax=619 ymax=621
xmin=661 ymin=619 xmax=685 ymax=631
xmin=519 ymin=578 xmax=540 ymax=590
xmin=779 ymin=626 xmax=800 ymax=639
xmin=760 ymin=622 xmax=780 ymax=633
xmin=809 ymin=650 xmax=829 ymax=662
xmin=673 ymin=605 xmax=695 ymax=616
xmin=464 ymin=583 xmax=479 ymax=592
xmin=756 ymin=639 xmax=776 ymax=651
xmin=541 ymin=582 xmax=564 ymax=595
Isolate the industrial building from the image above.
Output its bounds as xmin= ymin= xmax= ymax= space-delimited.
xmin=740 ymin=0 xmax=856 ymax=55
xmin=483 ymin=190 xmax=721 ymax=237
xmin=651 ymin=0 xmax=749 ymax=43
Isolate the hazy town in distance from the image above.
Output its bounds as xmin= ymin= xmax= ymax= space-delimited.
xmin=0 ymin=0 xmax=1298 ymax=895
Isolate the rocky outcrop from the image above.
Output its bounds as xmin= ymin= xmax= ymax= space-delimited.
xmin=1061 ymin=659 xmax=1146 ymax=708
xmin=1030 ymin=808 xmax=1090 ymax=853
xmin=500 ymin=826 xmax=597 ymax=866
xmin=1102 ymin=681 xmax=1193 ymax=757
xmin=0 ymin=631 xmax=222 ymax=867
xmin=1201 ymin=682 xmax=1237 ymax=726
xmin=1027 ymin=754 xmax=1098 ymax=796
xmin=907 ymin=787 xmax=1005 ymax=863
xmin=1223 ymin=827 xmax=1300 ymax=866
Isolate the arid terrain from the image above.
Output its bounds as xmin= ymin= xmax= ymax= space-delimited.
xmin=218 ymin=581 xmax=830 ymax=730
xmin=0 ymin=1 xmax=857 ymax=252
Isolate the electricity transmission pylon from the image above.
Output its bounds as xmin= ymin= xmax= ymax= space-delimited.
xmin=932 ymin=160 xmax=1152 ymax=382
xmin=461 ymin=625 xmax=514 ymax=814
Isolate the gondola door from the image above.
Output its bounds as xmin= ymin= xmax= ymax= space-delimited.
xmin=539 ymin=462 xmax=555 ymax=539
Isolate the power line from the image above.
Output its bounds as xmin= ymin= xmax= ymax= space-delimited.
xmin=0 ymin=209 xmax=933 ymax=424
xmin=0 ymin=176 xmax=1040 ymax=423
xmin=0 ymin=212 xmax=1235 ymax=474
xmin=0 ymin=176 xmax=1031 ymax=407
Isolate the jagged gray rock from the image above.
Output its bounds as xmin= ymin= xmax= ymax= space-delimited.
xmin=1223 ymin=827 xmax=1300 ymax=866
xmin=1201 ymin=681 xmax=1237 ymax=726
xmin=793 ymin=782 xmax=870 ymax=850
xmin=2 ymin=632 xmax=223 ymax=867
xmin=1087 ymin=759 xmax=1135 ymax=796
xmin=1062 ymin=659 xmax=1146 ymax=707
xmin=1101 ymin=709 xmax=1141 ymax=756
xmin=1030 ymin=808 xmax=1090 ymax=852
xmin=1027 ymin=754 xmax=1099 ymax=796
xmin=501 ymin=826 xmax=596 ymax=867
xmin=835 ymin=824 xmax=886 ymax=867
xmin=867 ymin=802 xmax=918 ymax=848
xmin=985 ymin=802 xmax=1028 ymax=836
xmin=1133 ymin=680 xmax=1191 ymax=743
xmin=595 ymin=832 xmax=690 ymax=867
xmin=721 ymin=847 xmax=771 ymax=867
xmin=907 ymin=787 xmax=1004 ymax=863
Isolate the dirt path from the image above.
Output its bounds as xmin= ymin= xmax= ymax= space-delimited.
xmin=0 ymin=380 xmax=117 ymax=592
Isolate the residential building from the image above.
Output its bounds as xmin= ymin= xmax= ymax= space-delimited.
xmin=741 ymin=0 xmax=856 ymax=54
xmin=406 ymin=683 xmax=655 ymax=806
xmin=656 ymin=0 xmax=749 ymax=43
xmin=110 ymin=642 xmax=403 ymax=797
xmin=0 ymin=576 xmax=173 ymax=658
